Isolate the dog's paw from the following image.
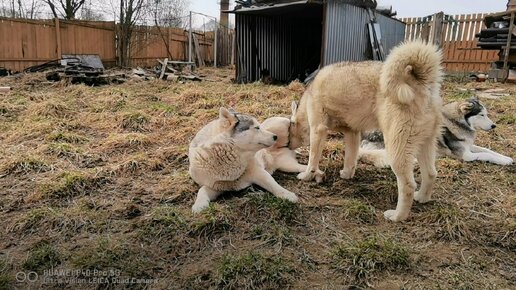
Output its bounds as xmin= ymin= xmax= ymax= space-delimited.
xmin=414 ymin=191 xmax=431 ymax=203
xmin=339 ymin=168 xmax=355 ymax=179
xmin=497 ymin=156 xmax=514 ymax=165
xmin=383 ymin=210 xmax=409 ymax=222
xmin=297 ymin=169 xmax=324 ymax=183
xmin=192 ymin=201 xmax=210 ymax=214
xmin=280 ymin=191 xmax=299 ymax=203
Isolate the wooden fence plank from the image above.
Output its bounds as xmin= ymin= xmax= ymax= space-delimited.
xmin=0 ymin=17 xmax=220 ymax=71
xmin=395 ymin=13 xmax=496 ymax=72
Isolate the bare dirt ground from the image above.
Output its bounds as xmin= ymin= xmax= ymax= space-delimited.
xmin=0 ymin=68 xmax=514 ymax=290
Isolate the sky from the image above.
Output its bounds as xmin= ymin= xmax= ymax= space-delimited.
xmin=190 ymin=0 xmax=508 ymax=20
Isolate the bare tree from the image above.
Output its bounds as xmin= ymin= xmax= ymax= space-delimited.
xmin=118 ymin=0 xmax=146 ymax=66
xmin=79 ymin=3 xmax=104 ymax=20
xmin=43 ymin=0 xmax=86 ymax=19
xmin=0 ymin=0 xmax=43 ymax=18
xmin=110 ymin=0 xmax=189 ymax=66
xmin=20 ymin=0 xmax=44 ymax=18
xmin=151 ymin=0 xmax=188 ymax=28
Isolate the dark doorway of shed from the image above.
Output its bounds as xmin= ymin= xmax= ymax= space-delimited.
xmin=234 ymin=3 xmax=323 ymax=84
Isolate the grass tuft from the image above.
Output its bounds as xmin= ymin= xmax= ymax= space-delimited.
xmin=190 ymin=205 xmax=232 ymax=239
xmin=0 ymin=259 xmax=10 ymax=290
xmin=22 ymin=241 xmax=61 ymax=272
xmin=1 ymin=157 xmax=53 ymax=176
xmin=138 ymin=206 xmax=186 ymax=242
xmin=120 ymin=112 xmax=150 ymax=132
xmin=498 ymin=113 xmax=516 ymax=125
xmin=217 ymin=252 xmax=294 ymax=290
xmin=31 ymin=101 xmax=70 ymax=118
xmin=101 ymin=133 xmax=153 ymax=154
xmin=72 ymin=238 xmax=153 ymax=279
xmin=248 ymin=193 xmax=299 ymax=222
xmin=248 ymin=224 xmax=293 ymax=248
xmin=151 ymin=103 xmax=178 ymax=116
xmin=342 ymin=198 xmax=377 ymax=224
xmin=17 ymin=208 xmax=52 ymax=232
xmin=333 ymin=236 xmax=410 ymax=283
xmin=446 ymin=90 xmax=475 ymax=101
xmin=112 ymin=153 xmax=163 ymax=175
xmin=423 ymin=202 xmax=470 ymax=241
xmin=47 ymin=132 xmax=88 ymax=143
xmin=39 ymin=171 xmax=108 ymax=199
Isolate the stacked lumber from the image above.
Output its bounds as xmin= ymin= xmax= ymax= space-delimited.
xmin=477 ymin=28 xmax=515 ymax=49
xmin=477 ymin=12 xmax=515 ymax=50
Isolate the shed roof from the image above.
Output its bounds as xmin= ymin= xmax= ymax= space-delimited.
xmin=229 ymin=0 xmax=378 ymax=14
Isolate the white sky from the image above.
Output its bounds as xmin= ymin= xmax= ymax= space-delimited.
xmin=190 ymin=0 xmax=508 ymax=19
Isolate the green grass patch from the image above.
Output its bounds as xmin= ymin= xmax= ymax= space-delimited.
xmin=22 ymin=241 xmax=61 ymax=272
xmin=498 ymin=114 xmax=516 ymax=125
xmin=248 ymin=224 xmax=293 ymax=248
xmin=72 ymin=238 xmax=153 ymax=279
xmin=46 ymin=142 xmax=80 ymax=158
xmin=248 ymin=193 xmax=299 ymax=222
xmin=47 ymin=132 xmax=88 ymax=143
xmin=14 ymin=208 xmax=53 ymax=233
xmin=423 ymin=202 xmax=470 ymax=241
xmin=40 ymin=171 xmax=108 ymax=199
xmin=151 ymin=103 xmax=178 ymax=116
xmin=1 ymin=157 xmax=53 ymax=176
xmin=333 ymin=236 xmax=410 ymax=283
xmin=371 ymin=180 xmax=398 ymax=200
xmin=342 ymin=198 xmax=377 ymax=224
xmin=0 ymin=259 xmax=10 ymax=290
xmin=138 ymin=206 xmax=186 ymax=242
xmin=217 ymin=252 xmax=294 ymax=290
xmin=189 ymin=204 xmax=232 ymax=239
xmin=446 ymin=89 xmax=475 ymax=101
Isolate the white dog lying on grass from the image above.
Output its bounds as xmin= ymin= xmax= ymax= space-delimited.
xmin=188 ymin=108 xmax=306 ymax=213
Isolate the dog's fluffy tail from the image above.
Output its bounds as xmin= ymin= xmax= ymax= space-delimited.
xmin=380 ymin=40 xmax=442 ymax=104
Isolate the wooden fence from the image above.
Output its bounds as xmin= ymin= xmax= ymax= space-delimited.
xmin=402 ymin=13 xmax=499 ymax=72
xmin=0 ymin=17 xmax=234 ymax=72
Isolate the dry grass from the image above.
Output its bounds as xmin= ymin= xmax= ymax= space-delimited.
xmin=0 ymin=69 xmax=515 ymax=289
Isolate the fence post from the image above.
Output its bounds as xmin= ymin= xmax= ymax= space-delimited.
xmin=214 ymin=21 xmax=218 ymax=67
xmin=54 ymin=18 xmax=62 ymax=60
xmin=430 ymin=12 xmax=444 ymax=48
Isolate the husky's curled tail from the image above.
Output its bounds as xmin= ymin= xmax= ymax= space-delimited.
xmin=380 ymin=40 xmax=443 ymax=105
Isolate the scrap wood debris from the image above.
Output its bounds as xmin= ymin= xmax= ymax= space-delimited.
xmin=156 ymin=58 xmax=203 ymax=82
xmin=1 ymin=56 xmax=204 ymax=86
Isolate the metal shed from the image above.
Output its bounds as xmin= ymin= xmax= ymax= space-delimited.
xmin=228 ymin=0 xmax=405 ymax=83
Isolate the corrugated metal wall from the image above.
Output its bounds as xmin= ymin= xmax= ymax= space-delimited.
xmin=235 ymin=1 xmax=405 ymax=83
xmin=324 ymin=1 xmax=371 ymax=65
xmin=235 ymin=13 xmax=322 ymax=83
xmin=236 ymin=14 xmax=292 ymax=83
xmin=376 ymin=14 xmax=406 ymax=55
xmin=323 ymin=0 xmax=405 ymax=65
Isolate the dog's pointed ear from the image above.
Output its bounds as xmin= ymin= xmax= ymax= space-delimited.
xmin=459 ymin=101 xmax=473 ymax=114
xmin=290 ymin=101 xmax=298 ymax=123
xmin=219 ymin=107 xmax=238 ymax=128
xmin=471 ymin=94 xmax=479 ymax=101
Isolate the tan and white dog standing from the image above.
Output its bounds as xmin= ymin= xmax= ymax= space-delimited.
xmin=189 ymin=108 xmax=301 ymax=213
xmin=289 ymin=40 xmax=444 ymax=222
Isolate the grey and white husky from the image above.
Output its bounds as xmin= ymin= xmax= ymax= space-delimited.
xmin=360 ymin=97 xmax=513 ymax=166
